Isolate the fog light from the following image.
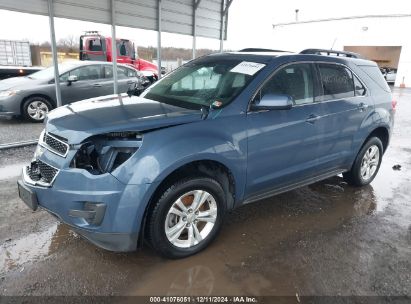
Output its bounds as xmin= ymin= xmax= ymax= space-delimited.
xmin=69 ymin=202 xmax=106 ymax=225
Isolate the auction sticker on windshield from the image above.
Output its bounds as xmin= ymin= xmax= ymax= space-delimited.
xmin=230 ymin=61 xmax=266 ymax=75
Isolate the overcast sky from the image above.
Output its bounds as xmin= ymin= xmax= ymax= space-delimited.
xmin=0 ymin=0 xmax=410 ymax=51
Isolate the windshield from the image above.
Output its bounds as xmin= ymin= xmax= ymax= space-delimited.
xmin=28 ymin=63 xmax=78 ymax=80
xmin=141 ymin=59 xmax=265 ymax=109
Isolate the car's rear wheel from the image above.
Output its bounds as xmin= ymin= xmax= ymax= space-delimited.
xmin=23 ymin=96 xmax=52 ymax=122
xmin=343 ymin=137 xmax=383 ymax=186
xmin=147 ymin=176 xmax=226 ymax=259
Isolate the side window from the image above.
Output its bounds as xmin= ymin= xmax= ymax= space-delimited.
xmin=103 ymin=66 xmax=131 ymax=79
xmin=261 ymin=63 xmax=314 ymax=105
xmin=354 ymin=75 xmax=366 ymax=96
xmin=117 ymin=66 xmax=128 ymax=79
xmin=88 ymin=38 xmax=102 ymax=51
xmin=318 ymin=64 xmax=354 ymax=100
xmin=127 ymin=68 xmax=137 ymax=77
xmin=118 ymin=41 xmax=129 ymax=56
xmin=59 ymin=72 xmax=69 ymax=82
xmin=70 ymin=66 xmax=102 ymax=81
xmin=60 ymin=66 xmax=101 ymax=82
xmin=103 ymin=65 xmax=113 ymax=79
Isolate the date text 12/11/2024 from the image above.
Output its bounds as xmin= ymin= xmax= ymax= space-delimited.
xmin=149 ymin=296 xmax=258 ymax=303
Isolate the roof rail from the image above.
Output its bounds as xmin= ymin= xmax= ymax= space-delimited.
xmin=239 ymin=48 xmax=289 ymax=53
xmin=300 ymin=48 xmax=362 ymax=58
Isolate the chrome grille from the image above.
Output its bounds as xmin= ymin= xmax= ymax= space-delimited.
xmin=26 ymin=160 xmax=59 ymax=186
xmin=42 ymin=132 xmax=69 ymax=157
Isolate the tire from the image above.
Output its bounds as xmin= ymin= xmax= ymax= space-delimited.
xmin=343 ymin=137 xmax=383 ymax=186
xmin=23 ymin=96 xmax=53 ymax=123
xmin=147 ymin=176 xmax=226 ymax=259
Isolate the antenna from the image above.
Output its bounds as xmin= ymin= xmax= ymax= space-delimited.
xmin=331 ymin=38 xmax=337 ymax=50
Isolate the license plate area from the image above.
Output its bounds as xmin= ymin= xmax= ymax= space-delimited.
xmin=17 ymin=180 xmax=38 ymax=211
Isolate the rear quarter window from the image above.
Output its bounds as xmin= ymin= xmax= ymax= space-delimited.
xmin=358 ymin=65 xmax=391 ymax=92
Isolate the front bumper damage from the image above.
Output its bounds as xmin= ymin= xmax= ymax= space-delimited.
xmin=18 ymin=132 xmax=157 ymax=252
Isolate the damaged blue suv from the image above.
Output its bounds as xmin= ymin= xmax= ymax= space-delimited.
xmin=18 ymin=49 xmax=395 ymax=258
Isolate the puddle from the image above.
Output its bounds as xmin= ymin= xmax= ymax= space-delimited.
xmin=0 ymin=163 xmax=26 ymax=180
xmin=0 ymin=224 xmax=76 ymax=274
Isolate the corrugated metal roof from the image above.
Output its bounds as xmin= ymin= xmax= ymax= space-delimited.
xmin=0 ymin=0 xmax=227 ymax=40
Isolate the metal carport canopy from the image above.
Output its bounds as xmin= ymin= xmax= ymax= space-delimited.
xmin=0 ymin=0 xmax=233 ymax=107
xmin=0 ymin=0 xmax=228 ymax=40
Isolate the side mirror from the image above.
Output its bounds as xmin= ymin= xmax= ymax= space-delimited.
xmin=127 ymin=82 xmax=145 ymax=97
xmin=251 ymin=93 xmax=293 ymax=111
xmin=67 ymin=75 xmax=78 ymax=85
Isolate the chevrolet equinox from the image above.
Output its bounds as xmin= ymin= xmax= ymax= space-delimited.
xmin=18 ymin=49 xmax=395 ymax=258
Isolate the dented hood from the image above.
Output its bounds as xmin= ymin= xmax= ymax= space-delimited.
xmin=46 ymin=94 xmax=201 ymax=144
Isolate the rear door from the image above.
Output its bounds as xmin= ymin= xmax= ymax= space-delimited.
xmin=100 ymin=65 xmax=137 ymax=95
xmin=314 ymin=62 xmax=370 ymax=171
xmin=117 ymin=66 xmax=137 ymax=93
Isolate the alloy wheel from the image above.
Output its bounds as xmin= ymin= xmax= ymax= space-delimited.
xmin=360 ymin=145 xmax=380 ymax=181
xmin=165 ymin=190 xmax=218 ymax=248
xmin=27 ymin=100 xmax=49 ymax=121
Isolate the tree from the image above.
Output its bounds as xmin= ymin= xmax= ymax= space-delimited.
xmin=57 ymin=35 xmax=79 ymax=53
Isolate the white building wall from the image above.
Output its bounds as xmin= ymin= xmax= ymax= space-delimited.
xmin=395 ymin=45 xmax=411 ymax=87
xmin=271 ymin=16 xmax=411 ymax=87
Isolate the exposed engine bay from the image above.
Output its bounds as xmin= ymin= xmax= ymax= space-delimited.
xmin=70 ymin=132 xmax=142 ymax=174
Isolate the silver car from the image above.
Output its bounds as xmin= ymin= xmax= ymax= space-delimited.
xmin=0 ymin=61 xmax=147 ymax=122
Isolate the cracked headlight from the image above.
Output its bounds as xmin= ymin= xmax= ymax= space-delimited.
xmin=70 ymin=132 xmax=143 ymax=174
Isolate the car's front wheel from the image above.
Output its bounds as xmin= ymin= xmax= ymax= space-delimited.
xmin=23 ymin=96 xmax=52 ymax=122
xmin=147 ymin=176 xmax=226 ymax=259
xmin=343 ymin=137 xmax=383 ymax=186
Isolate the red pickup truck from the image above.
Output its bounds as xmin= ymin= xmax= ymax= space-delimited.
xmin=80 ymin=31 xmax=158 ymax=82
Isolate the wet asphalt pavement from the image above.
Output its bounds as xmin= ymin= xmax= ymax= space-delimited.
xmin=0 ymin=117 xmax=44 ymax=144
xmin=0 ymin=88 xmax=410 ymax=297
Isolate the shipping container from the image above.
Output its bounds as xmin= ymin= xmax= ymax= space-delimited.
xmin=0 ymin=40 xmax=32 ymax=66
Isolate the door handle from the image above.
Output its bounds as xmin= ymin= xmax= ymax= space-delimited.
xmin=358 ymin=102 xmax=369 ymax=112
xmin=93 ymin=83 xmax=102 ymax=87
xmin=306 ymin=114 xmax=321 ymax=124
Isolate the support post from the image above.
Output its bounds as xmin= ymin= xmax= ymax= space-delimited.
xmin=157 ymin=0 xmax=162 ymax=79
xmin=47 ymin=0 xmax=62 ymax=107
xmin=111 ymin=0 xmax=118 ymax=94
xmin=220 ymin=0 xmax=233 ymax=52
xmin=219 ymin=0 xmax=224 ymax=52
xmin=192 ymin=0 xmax=201 ymax=59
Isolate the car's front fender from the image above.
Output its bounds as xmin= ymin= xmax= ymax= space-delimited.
xmin=112 ymin=114 xmax=248 ymax=204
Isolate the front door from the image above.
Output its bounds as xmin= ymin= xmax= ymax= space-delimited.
xmin=245 ymin=62 xmax=325 ymax=199
xmin=60 ymin=65 xmax=104 ymax=104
